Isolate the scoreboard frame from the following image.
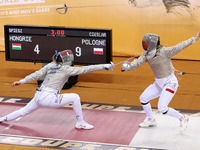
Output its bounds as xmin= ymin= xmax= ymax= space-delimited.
xmin=4 ymin=24 xmax=112 ymax=65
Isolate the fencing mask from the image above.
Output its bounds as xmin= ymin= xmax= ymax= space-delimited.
xmin=55 ymin=50 xmax=74 ymax=63
xmin=142 ymin=33 xmax=160 ymax=59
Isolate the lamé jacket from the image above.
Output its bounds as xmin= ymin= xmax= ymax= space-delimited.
xmin=20 ymin=63 xmax=109 ymax=92
xmin=130 ymin=37 xmax=196 ymax=79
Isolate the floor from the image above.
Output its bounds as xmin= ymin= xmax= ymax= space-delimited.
xmin=0 ymin=99 xmax=200 ymax=150
xmin=130 ymin=112 xmax=200 ymax=150
xmin=0 ymin=52 xmax=200 ymax=150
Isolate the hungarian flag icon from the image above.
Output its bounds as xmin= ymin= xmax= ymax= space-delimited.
xmin=12 ymin=43 xmax=22 ymax=50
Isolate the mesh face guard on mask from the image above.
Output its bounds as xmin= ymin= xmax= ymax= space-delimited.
xmin=55 ymin=50 xmax=74 ymax=63
xmin=142 ymin=33 xmax=160 ymax=59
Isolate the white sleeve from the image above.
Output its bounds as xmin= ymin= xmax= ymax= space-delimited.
xmin=163 ymin=37 xmax=196 ymax=58
xmin=68 ymin=64 xmax=107 ymax=76
xmin=20 ymin=64 xmax=49 ymax=83
xmin=19 ymin=79 xmax=26 ymax=84
xmin=130 ymin=52 xmax=147 ymax=69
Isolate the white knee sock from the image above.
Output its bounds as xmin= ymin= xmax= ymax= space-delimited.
xmin=167 ymin=107 xmax=183 ymax=119
xmin=142 ymin=103 xmax=154 ymax=121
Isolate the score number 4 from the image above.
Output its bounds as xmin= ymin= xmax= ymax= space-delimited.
xmin=34 ymin=45 xmax=40 ymax=54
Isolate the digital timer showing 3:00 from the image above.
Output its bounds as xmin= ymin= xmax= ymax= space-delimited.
xmin=51 ymin=29 xmax=65 ymax=36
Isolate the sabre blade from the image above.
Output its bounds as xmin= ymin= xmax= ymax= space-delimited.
xmin=114 ymin=44 xmax=141 ymax=66
xmin=183 ymin=72 xmax=200 ymax=75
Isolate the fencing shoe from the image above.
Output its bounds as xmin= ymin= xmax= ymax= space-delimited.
xmin=75 ymin=121 xmax=94 ymax=129
xmin=139 ymin=118 xmax=157 ymax=128
xmin=180 ymin=114 xmax=189 ymax=132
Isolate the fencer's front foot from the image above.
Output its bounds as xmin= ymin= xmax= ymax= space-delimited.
xmin=139 ymin=118 xmax=157 ymax=128
xmin=75 ymin=121 xmax=94 ymax=130
xmin=180 ymin=114 xmax=189 ymax=132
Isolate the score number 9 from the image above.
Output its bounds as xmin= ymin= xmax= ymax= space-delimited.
xmin=75 ymin=47 xmax=81 ymax=57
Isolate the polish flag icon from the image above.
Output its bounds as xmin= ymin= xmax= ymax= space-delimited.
xmin=93 ymin=48 xmax=103 ymax=55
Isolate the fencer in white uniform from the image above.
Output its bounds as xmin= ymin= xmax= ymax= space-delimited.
xmin=121 ymin=31 xmax=200 ymax=131
xmin=0 ymin=50 xmax=115 ymax=129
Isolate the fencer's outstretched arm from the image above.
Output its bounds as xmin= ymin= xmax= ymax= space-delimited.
xmin=195 ymin=31 xmax=200 ymax=41
xmin=12 ymin=62 xmax=115 ymax=87
xmin=163 ymin=31 xmax=200 ymax=58
xmin=12 ymin=64 xmax=49 ymax=87
xmin=121 ymin=53 xmax=147 ymax=72
xmin=69 ymin=62 xmax=115 ymax=76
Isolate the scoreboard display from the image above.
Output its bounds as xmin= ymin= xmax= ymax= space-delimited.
xmin=4 ymin=25 xmax=112 ymax=65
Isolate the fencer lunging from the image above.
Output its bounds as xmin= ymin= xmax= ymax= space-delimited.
xmin=121 ymin=31 xmax=200 ymax=131
xmin=0 ymin=50 xmax=115 ymax=129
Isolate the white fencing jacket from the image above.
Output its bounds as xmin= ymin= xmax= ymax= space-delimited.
xmin=130 ymin=37 xmax=196 ymax=78
xmin=20 ymin=62 xmax=109 ymax=92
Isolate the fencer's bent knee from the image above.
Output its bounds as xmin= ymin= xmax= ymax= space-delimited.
xmin=139 ymin=94 xmax=149 ymax=104
xmin=158 ymin=105 xmax=168 ymax=114
xmin=162 ymin=110 xmax=168 ymax=114
xmin=74 ymin=93 xmax=80 ymax=100
xmin=141 ymin=101 xmax=149 ymax=105
xmin=73 ymin=93 xmax=80 ymax=102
